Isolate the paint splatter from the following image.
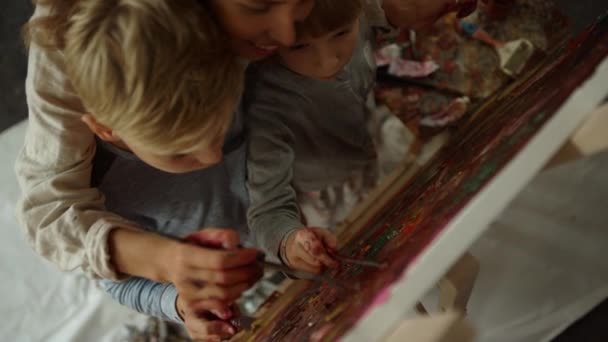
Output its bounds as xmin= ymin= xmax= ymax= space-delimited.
xmin=360 ymin=286 xmax=393 ymax=319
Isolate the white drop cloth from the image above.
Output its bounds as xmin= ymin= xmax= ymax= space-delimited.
xmin=0 ymin=122 xmax=147 ymax=342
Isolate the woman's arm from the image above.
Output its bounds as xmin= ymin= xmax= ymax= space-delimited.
xmin=15 ymin=41 xmax=149 ymax=280
xmin=17 ymin=35 xmax=196 ymax=285
xmin=372 ymin=0 xmax=477 ymax=29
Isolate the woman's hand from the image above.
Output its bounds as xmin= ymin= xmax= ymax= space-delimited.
xmin=382 ymin=0 xmax=478 ymax=30
xmin=282 ymin=227 xmax=339 ymax=274
xmin=164 ymin=228 xmax=263 ymax=313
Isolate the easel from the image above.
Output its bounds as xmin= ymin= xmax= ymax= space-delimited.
xmin=358 ymin=107 xmax=608 ymax=342
xmin=249 ymin=102 xmax=608 ymax=342
xmin=384 ymin=252 xmax=479 ymax=342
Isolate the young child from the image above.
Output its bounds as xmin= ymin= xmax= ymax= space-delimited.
xmin=246 ymin=0 xmax=390 ymax=273
xmin=18 ymin=0 xmax=261 ymax=339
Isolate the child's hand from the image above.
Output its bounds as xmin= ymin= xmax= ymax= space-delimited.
xmin=282 ymin=227 xmax=339 ymax=274
xmin=165 ymin=228 xmax=263 ymax=314
xmin=177 ymin=296 xmax=238 ymax=341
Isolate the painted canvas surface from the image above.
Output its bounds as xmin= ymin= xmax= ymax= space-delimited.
xmin=237 ymin=14 xmax=608 ymax=342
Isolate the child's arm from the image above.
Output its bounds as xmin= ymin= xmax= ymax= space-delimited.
xmin=246 ymin=100 xmax=338 ymax=273
xmin=101 ymin=230 xmax=261 ymax=340
xmin=100 ymin=278 xmax=183 ymax=322
xmin=102 ymin=278 xmax=240 ymax=340
xmin=18 ymin=40 xmax=189 ymax=284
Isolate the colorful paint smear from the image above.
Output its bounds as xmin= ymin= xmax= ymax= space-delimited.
xmin=238 ymin=14 xmax=608 ymax=342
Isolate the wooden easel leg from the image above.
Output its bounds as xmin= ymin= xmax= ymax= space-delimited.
xmin=384 ymin=311 xmax=475 ymax=342
xmin=544 ymin=103 xmax=608 ymax=169
xmin=544 ymin=140 xmax=584 ymax=169
xmin=438 ymin=252 xmax=480 ymax=314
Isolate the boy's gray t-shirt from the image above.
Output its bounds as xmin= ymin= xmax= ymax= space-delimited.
xmin=94 ymin=107 xmax=249 ymax=322
xmin=246 ymin=20 xmax=378 ymax=262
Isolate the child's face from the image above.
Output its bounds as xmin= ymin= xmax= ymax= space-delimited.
xmin=278 ymin=19 xmax=360 ymax=80
xmin=209 ymin=0 xmax=315 ymax=61
xmin=83 ymin=106 xmax=233 ymax=174
xmin=121 ymin=136 xmax=225 ymax=174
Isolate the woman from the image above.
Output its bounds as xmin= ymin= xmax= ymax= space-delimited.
xmin=17 ymin=0 xmax=475 ymax=340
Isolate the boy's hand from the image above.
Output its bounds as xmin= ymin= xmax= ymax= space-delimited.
xmin=382 ymin=0 xmax=477 ymax=30
xmin=177 ymin=296 xmax=238 ymax=341
xmin=164 ymin=228 xmax=263 ymax=313
xmin=282 ymin=227 xmax=339 ymax=274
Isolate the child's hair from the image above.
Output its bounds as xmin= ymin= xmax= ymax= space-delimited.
xmin=295 ymin=0 xmax=364 ymax=38
xmin=63 ymin=0 xmax=243 ymax=154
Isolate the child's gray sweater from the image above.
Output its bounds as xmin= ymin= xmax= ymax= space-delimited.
xmin=246 ymin=20 xmax=378 ymax=263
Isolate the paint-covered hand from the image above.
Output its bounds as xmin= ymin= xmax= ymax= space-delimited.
xmin=382 ymin=0 xmax=477 ymax=30
xmin=176 ymin=297 xmax=239 ymax=342
xmin=282 ymin=227 xmax=339 ymax=274
xmin=165 ymin=228 xmax=263 ymax=316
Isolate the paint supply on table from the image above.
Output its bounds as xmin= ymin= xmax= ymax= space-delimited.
xmin=460 ymin=20 xmax=535 ymax=76
xmin=375 ymin=43 xmax=441 ymax=78
xmin=420 ymin=96 xmax=471 ymax=127
xmin=257 ymin=257 xmax=353 ymax=290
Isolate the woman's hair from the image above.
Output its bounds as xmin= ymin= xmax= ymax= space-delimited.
xmin=296 ymin=0 xmax=364 ymax=38
xmin=23 ymin=0 xmax=76 ymax=49
xmin=37 ymin=0 xmax=244 ymax=153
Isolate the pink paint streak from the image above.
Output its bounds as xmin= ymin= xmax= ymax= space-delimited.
xmin=360 ymin=285 xmax=393 ymax=319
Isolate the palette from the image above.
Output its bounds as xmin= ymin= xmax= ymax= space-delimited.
xmin=235 ymin=14 xmax=608 ymax=342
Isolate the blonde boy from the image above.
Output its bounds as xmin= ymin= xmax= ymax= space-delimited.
xmin=19 ymin=0 xmax=258 ymax=336
xmin=65 ymin=0 xmax=243 ymax=170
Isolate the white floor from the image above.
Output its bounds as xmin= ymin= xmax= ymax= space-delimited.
xmin=0 ymin=122 xmax=147 ymax=342
xmin=1 ymin=121 xmax=606 ymax=341
xmin=465 ymin=151 xmax=608 ymax=341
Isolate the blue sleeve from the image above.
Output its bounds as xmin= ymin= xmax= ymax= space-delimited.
xmin=460 ymin=21 xmax=478 ymax=36
xmin=100 ymin=278 xmax=182 ymax=323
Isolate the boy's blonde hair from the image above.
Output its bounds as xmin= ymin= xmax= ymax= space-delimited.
xmin=64 ymin=0 xmax=243 ymax=154
xmin=296 ymin=0 xmax=364 ymax=38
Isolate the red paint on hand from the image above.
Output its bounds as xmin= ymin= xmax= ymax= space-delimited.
xmin=360 ymin=286 xmax=393 ymax=319
xmin=184 ymin=229 xmax=239 ymax=249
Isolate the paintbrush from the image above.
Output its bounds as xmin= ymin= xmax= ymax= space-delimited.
xmin=180 ymin=235 xmax=355 ymax=289
xmin=230 ymin=315 xmax=256 ymax=330
xmin=257 ymin=258 xmax=354 ymax=290
xmin=332 ymin=254 xmax=388 ymax=269
xmin=460 ymin=21 xmax=535 ymax=77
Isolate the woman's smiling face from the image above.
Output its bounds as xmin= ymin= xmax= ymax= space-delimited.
xmin=209 ymin=0 xmax=315 ymax=61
